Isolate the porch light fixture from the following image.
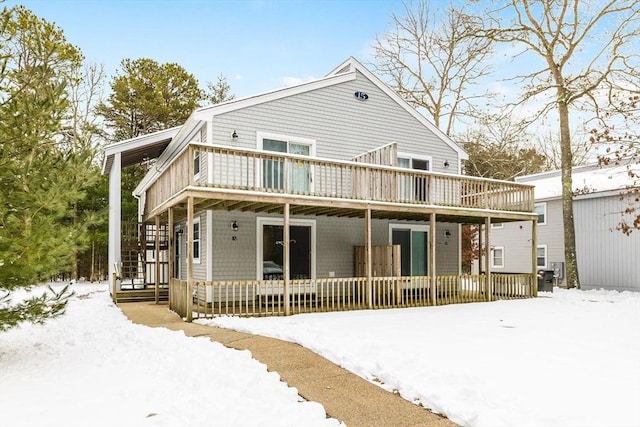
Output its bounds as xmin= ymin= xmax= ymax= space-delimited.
xmin=232 ymin=130 xmax=238 ymax=141
xmin=231 ymin=221 xmax=239 ymax=232
xmin=443 ymin=160 xmax=450 ymax=168
xmin=444 ymin=230 xmax=451 ymax=238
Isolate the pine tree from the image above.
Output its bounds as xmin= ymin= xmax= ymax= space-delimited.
xmin=0 ymin=6 xmax=88 ymax=331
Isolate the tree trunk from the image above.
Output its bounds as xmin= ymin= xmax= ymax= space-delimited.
xmin=558 ymin=96 xmax=580 ymax=289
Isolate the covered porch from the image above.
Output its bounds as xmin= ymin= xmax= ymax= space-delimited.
xmin=120 ymin=142 xmax=539 ymax=319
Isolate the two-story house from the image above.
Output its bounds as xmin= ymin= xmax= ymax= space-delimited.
xmin=102 ymin=57 xmax=538 ymax=319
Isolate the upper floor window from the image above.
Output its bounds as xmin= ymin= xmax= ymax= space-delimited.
xmin=258 ymin=132 xmax=315 ymax=192
xmin=535 ymin=203 xmax=547 ymax=225
xmin=398 ymin=153 xmax=432 ymax=202
xmin=397 ymin=153 xmax=432 ymax=171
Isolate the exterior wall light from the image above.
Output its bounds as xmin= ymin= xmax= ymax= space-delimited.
xmin=232 ymin=130 xmax=238 ymax=141
xmin=443 ymin=160 xmax=450 ymax=168
xmin=231 ymin=221 xmax=239 ymax=232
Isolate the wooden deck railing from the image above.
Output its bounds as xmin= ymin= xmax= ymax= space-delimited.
xmin=145 ymin=143 xmax=534 ymax=215
xmin=168 ymin=273 xmax=535 ymax=319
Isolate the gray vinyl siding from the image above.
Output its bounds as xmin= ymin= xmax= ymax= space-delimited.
xmin=208 ymin=70 xmax=459 ymax=172
xmin=574 ymin=194 xmax=640 ymax=291
xmin=198 ymin=210 xmax=459 ymax=280
xmin=175 ymin=211 xmax=207 ymax=281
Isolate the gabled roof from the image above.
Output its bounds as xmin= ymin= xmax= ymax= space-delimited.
xmin=101 ymin=127 xmax=180 ymax=175
xmin=327 ymin=57 xmax=468 ymax=160
xmin=516 ymin=162 xmax=639 ymax=200
xmin=130 ymin=57 xmax=469 ymax=193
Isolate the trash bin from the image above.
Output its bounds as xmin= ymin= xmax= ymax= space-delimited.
xmin=537 ymin=269 xmax=554 ymax=292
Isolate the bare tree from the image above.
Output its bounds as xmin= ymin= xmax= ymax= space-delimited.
xmin=537 ymin=130 xmax=592 ymax=170
xmin=373 ymin=0 xmax=494 ymax=135
xmin=458 ymin=112 xmax=546 ymax=180
xmin=479 ymin=0 xmax=640 ymax=288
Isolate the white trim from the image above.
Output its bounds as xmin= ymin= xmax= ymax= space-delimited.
xmin=397 ymin=152 xmax=433 ymax=171
xmin=256 ymin=131 xmax=317 ymax=155
xmin=256 ymin=216 xmax=316 ymax=281
xmin=388 ymin=223 xmax=430 ymax=275
xmin=491 ymin=246 xmax=504 ymax=269
xmin=490 ymin=222 xmax=504 ymax=229
xmin=193 ymin=72 xmax=356 ymax=121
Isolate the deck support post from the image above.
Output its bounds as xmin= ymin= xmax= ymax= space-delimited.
xmin=283 ymin=203 xmax=291 ymax=315
xmin=430 ymin=212 xmax=437 ymax=305
xmin=155 ymin=215 xmax=160 ymax=303
xmin=531 ymin=217 xmax=538 ymax=297
xmin=186 ymin=197 xmax=194 ymax=321
xmin=484 ymin=217 xmax=492 ymax=302
xmin=365 ymin=207 xmax=372 ymax=309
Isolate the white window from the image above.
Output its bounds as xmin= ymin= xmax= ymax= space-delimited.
xmin=536 ymin=245 xmax=547 ymax=268
xmin=257 ymin=132 xmax=315 ymax=192
xmin=192 ymin=217 xmax=201 ymax=264
xmin=397 ymin=153 xmax=433 ymax=202
xmin=491 ymin=246 xmax=504 ymax=268
xmin=397 ymin=153 xmax=432 ymax=171
xmin=535 ymin=203 xmax=547 ymax=225
xmin=490 ymin=223 xmax=504 ymax=229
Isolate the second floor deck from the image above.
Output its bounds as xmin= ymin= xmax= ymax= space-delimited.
xmin=141 ymin=143 xmax=536 ymax=222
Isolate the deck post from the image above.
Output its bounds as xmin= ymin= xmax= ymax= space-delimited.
xmin=484 ymin=217 xmax=492 ymax=302
xmin=365 ymin=207 xmax=372 ymax=309
xmin=430 ymin=212 xmax=437 ymax=305
xmin=531 ymin=217 xmax=538 ymax=297
xmin=283 ymin=203 xmax=290 ymax=315
xmin=168 ymin=208 xmax=174 ymax=285
xmin=186 ymin=197 xmax=194 ymax=321
xmin=154 ymin=215 xmax=160 ymax=303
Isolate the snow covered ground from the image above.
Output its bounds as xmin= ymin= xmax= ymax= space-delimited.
xmin=0 ymin=282 xmax=340 ymax=427
xmin=202 ymin=289 xmax=640 ymax=427
xmin=1 ymin=283 xmax=638 ymax=427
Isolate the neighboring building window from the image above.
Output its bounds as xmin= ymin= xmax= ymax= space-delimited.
xmin=491 ymin=246 xmax=504 ymax=268
xmin=192 ymin=217 xmax=201 ymax=264
xmin=534 ymin=202 xmax=546 ymax=225
xmin=536 ymin=245 xmax=547 ymax=268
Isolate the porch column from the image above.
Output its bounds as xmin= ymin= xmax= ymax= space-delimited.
xmin=365 ymin=207 xmax=372 ymax=309
xmin=531 ymin=217 xmax=538 ymax=297
xmin=108 ymin=152 xmax=122 ymax=291
xmin=168 ymin=208 xmax=174 ymax=308
xmin=186 ymin=197 xmax=194 ymax=321
xmin=430 ymin=213 xmax=437 ymax=306
xmin=154 ymin=215 xmax=160 ymax=303
xmin=283 ymin=203 xmax=290 ymax=315
xmin=484 ymin=217 xmax=492 ymax=302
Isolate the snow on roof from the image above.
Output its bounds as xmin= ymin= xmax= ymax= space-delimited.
xmin=516 ymin=162 xmax=639 ymax=200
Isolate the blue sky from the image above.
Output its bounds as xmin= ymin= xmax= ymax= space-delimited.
xmin=11 ymin=0 xmax=407 ymax=98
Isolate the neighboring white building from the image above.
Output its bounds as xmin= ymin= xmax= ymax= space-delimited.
xmin=489 ymin=162 xmax=640 ymax=291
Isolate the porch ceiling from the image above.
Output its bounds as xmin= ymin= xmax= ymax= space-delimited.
xmin=148 ymin=188 xmax=535 ymax=225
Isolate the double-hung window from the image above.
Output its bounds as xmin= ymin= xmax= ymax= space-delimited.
xmin=536 ymin=245 xmax=547 ymax=268
xmin=491 ymin=246 xmax=504 ymax=268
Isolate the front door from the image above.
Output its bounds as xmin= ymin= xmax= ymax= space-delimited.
xmin=261 ymin=224 xmax=312 ymax=280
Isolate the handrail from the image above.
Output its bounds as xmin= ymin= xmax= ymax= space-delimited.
xmin=145 ymin=142 xmax=535 ymax=215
